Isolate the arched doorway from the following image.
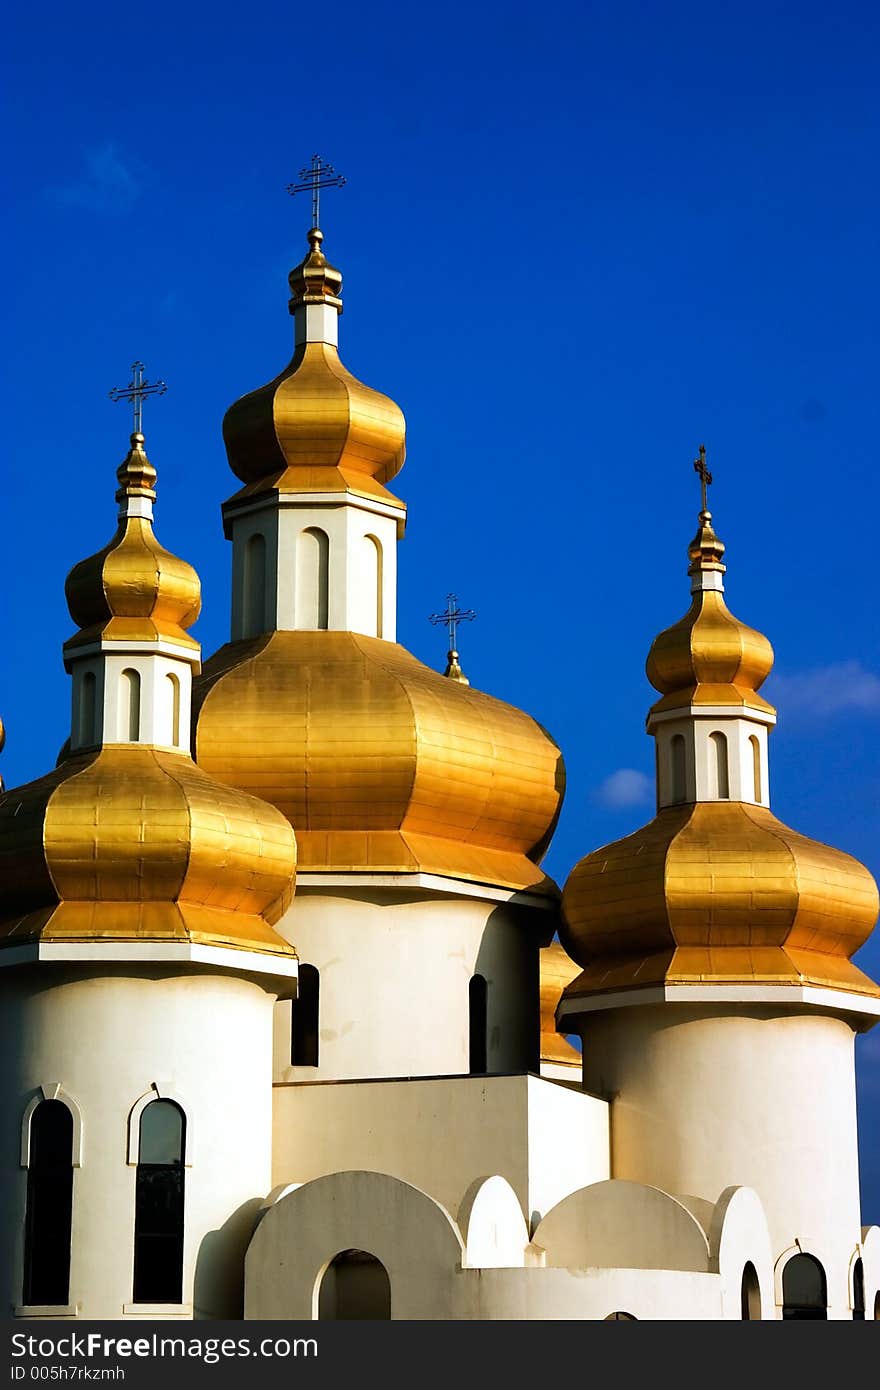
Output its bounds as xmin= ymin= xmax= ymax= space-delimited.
xmin=318 ymin=1250 xmax=391 ymax=1320
xmin=782 ymin=1253 xmax=827 ymax=1320
xmin=741 ymin=1261 xmax=761 ymax=1319
xmin=851 ymin=1258 xmax=865 ymax=1321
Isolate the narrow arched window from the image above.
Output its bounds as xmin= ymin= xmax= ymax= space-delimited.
xmin=852 ymin=1257 xmax=865 ymax=1321
xmin=243 ymin=533 xmax=267 ymax=638
xmin=133 ymin=1100 xmax=185 ymax=1304
xmin=741 ymin=1261 xmax=761 ymax=1319
xmin=874 ymin=1289 xmax=880 ymax=1320
xmin=469 ymin=975 xmax=488 ymax=1075
xmin=318 ymin=1250 xmax=391 ymax=1319
xmin=23 ymin=1100 xmax=74 ymax=1307
xmin=603 ymin=1311 xmax=637 ymax=1320
xmin=670 ymin=734 xmax=686 ymax=805
xmin=709 ymin=731 xmax=730 ymax=799
xmin=296 ymin=528 xmax=329 ymax=630
xmin=292 ymin=964 xmax=320 ymax=1067
xmin=167 ymin=673 xmax=181 ymax=747
xmin=750 ymin=735 xmax=762 ymax=802
xmin=119 ymin=669 xmax=141 ymax=742
xmin=361 ymin=534 xmax=383 ymax=638
xmin=782 ymin=1253 xmax=827 ymax=1320
xmin=78 ymin=671 xmax=97 ymax=748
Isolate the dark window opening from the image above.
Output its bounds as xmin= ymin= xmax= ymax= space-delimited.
xmin=852 ymin=1258 xmax=865 ymax=1321
xmin=133 ymin=1100 xmax=185 ymax=1304
xmin=782 ymin=1253 xmax=827 ymax=1321
xmin=741 ymin=1260 xmax=761 ymax=1319
xmin=292 ymin=964 xmax=320 ymax=1067
xmin=318 ymin=1249 xmax=391 ymax=1319
xmin=604 ymin=1311 xmax=637 ymax=1320
xmin=469 ymin=974 xmax=488 ymax=1075
xmin=23 ymin=1100 xmax=74 ymax=1306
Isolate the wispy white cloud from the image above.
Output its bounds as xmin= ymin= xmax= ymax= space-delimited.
xmin=770 ymin=661 xmax=880 ymax=719
xmin=50 ymin=144 xmax=141 ymax=214
xmin=595 ymin=768 xmax=653 ymax=808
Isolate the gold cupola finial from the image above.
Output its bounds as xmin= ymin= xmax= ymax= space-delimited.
xmin=65 ymin=365 xmax=201 ymax=653
xmin=429 ymin=594 xmax=476 ymax=686
xmin=646 ymin=446 xmax=774 ymax=717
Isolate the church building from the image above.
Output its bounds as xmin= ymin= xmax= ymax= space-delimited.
xmin=1 ymin=188 xmax=878 ymax=1321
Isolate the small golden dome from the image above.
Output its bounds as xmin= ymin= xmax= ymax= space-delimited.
xmin=540 ymin=941 xmax=583 ymax=1067
xmin=193 ymin=630 xmax=564 ymax=894
xmin=0 ymin=745 xmax=297 ymax=957
xmin=222 ymin=231 xmax=406 ymax=506
xmin=646 ymin=510 xmax=775 ymax=717
xmin=65 ymin=433 xmax=201 ymax=652
xmin=560 ymin=800 xmax=879 ymax=999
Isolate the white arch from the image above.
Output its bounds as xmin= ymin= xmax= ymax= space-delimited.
xmin=127 ymin=1084 xmax=194 ymax=1167
xmin=20 ymin=1084 xmax=83 ymax=1168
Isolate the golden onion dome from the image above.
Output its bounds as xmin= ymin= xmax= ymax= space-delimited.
xmin=65 ymin=433 xmax=201 ymax=653
xmin=0 ymin=745 xmax=296 ymax=957
xmin=646 ymin=509 xmax=775 ymax=717
xmin=222 ymin=229 xmax=406 ymax=507
xmin=560 ymin=801 xmax=879 ymax=999
xmin=540 ymin=941 xmax=583 ymax=1067
xmin=193 ymin=630 xmax=564 ymax=895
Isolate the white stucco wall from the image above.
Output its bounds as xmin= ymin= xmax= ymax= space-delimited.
xmin=271 ymin=1073 xmax=610 ymax=1226
xmin=577 ymin=1003 xmax=864 ymax=1315
xmin=273 ymin=886 xmax=547 ymax=1081
xmin=0 ymin=964 xmax=278 ymax=1320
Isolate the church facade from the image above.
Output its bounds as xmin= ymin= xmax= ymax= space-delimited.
xmin=1 ymin=210 xmax=878 ymax=1322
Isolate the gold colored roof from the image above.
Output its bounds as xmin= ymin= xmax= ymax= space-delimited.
xmin=540 ymin=941 xmax=583 ymax=1066
xmin=65 ymin=433 xmax=201 ymax=653
xmin=560 ymin=801 xmax=880 ymax=999
xmin=222 ymin=231 xmax=406 ymax=507
xmin=646 ymin=511 xmax=775 ymax=717
xmin=193 ymin=630 xmax=564 ymax=894
xmin=0 ymin=746 xmax=296 ymax=957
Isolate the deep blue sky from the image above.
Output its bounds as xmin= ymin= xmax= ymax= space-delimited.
xmin=4 ymin=2 xmax=879 ymax=1218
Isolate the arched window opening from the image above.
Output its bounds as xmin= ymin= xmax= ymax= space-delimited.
xmin=469 ymin=975 xmax=488 ymax=1075
xmin=167 ymin=673 xmax=181 ymax=747
xmin=741 ymin=1261 xmax=761 ymax=1319
xmin=603 ymin=1311 xmax=637 ymax=1320
xmin=782 ymin=1253 xmax=827 ymax=1321
xmin=243 ymin=533 xmax=267 ymax=638
xmin=292 ymin=964 xmax=320 ymax=1067
xmin=360 ymin=534 xmax=383 ymax=638
xmin=874 ymin=1289 xmax=880 ymax=1320
xmin=852 ymin=1258 xmax=865 ymax=1321
xmin=133 ymin=1100 xmax=185 ymax=1305
xmin=709 ymin=731 xmax=730 ymax=799
xmin=318 ymin=1250 xmax=391 ymax=1320
xmin=750 ymin=735 xmax=762 ymax=803
xmin=119 ymin=669 xmax=141 ymax=742
xmin=78 ymin=671 xmax=97 ymax=747
xmin=670 ymin=734 xmax=686 ymax=805
xmin=296 ymin=528 xmax=329 ymax=630
xmin=23 ymin=1100 xmax=74 ymax=1307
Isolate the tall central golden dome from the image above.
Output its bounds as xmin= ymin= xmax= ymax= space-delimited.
xmin=194 ymin=224 xmax=564 ymax=894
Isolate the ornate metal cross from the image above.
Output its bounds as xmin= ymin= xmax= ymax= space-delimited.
xmin=693 ymin=443 xmax=713 ymax=512
xmin=109 ymin=361 xmax=167 ymax=434
xmin=286 ymin=154 xmax=347 ymax=230
xmin=429 ymin=593 xmax=476 ymax=651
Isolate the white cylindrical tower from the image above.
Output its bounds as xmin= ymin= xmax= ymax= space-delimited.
xmin=0 ymin=423 xmax=298 ymax=1320
xmin=194 ymin=223 xmax=565 ymax=1083
xmin=558 ymin=462 xmax=880 ymax=1317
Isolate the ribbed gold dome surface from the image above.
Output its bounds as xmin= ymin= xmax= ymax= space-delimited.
xmin=65 ymin=433 xmax=201 ymax=652
xmin=0 ymin=746 xmax=297 ymax=956
xmin=193 ymin=630 xmax=564 ymax=894
xmin=540 ymin=941 xmax=583 ymax=1066
xmin=560 ymin=801 xmax=879 ymax=998
xmin=646 ymin=510 xmax=775 ymax=717
xmin=222 ymin=231 xmax=406 ymax=506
